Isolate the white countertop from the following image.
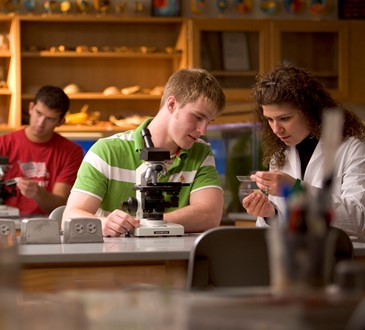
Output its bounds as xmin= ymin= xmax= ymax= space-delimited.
xmin=13 ymin=223 xmax=365 ymax=266
xmin=18 ymin=234 xmax=200 ymax=265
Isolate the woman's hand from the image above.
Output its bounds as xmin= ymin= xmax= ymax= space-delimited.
xmin=242 ymin=192 xmax=276 ymax=218
xmin=251 ymin=170 xmax=297 ymax=196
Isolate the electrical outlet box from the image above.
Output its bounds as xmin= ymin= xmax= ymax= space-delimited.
xmin=20 ymin=218 xmax=61 ymax=244
xmin=63 ymin=218 xmax=104 ymax=243
xmin=0 ymin=219 xmax=17 ymax=246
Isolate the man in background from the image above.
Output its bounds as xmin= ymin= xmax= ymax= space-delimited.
xmin=0 ymin=85 xmax=84 ymax=215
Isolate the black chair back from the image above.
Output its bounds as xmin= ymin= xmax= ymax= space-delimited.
xmin=186 ymin=226 xmax=270 ymax=290
xmin=186 ymin=225 xmax=353 ymax=290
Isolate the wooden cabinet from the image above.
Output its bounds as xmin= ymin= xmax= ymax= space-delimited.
xmin=348 ymin=20 xmax=365 ymax=104
xmin=190 ymin=19 xmax=351 ymax=104
xmin=0 ymin=16 xmax=19 ymax=131
xmin=269 ymin=20 xmax=350 ymax=101
xmin=189 ymin=18 xmax=269 ymax=103
xmin=0 ymin=16 xmax=363 ymax=136
xmin=18 ymin=15 xmax=188 ymax=132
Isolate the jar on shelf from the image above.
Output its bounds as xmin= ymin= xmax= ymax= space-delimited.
xmin=0 ymin=33 xmax=10 ymax=51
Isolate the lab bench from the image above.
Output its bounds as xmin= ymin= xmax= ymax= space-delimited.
xmin=5 ymin=227 xmax=365 ymax=293
xmin=17 ymin=235 xmax=198 ymax=293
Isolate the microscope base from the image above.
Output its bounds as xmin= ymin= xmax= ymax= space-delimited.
xmin=132 ymin=220 xmax=184 ymax=237
xmin=0 ymin=205 xmax=20 ymax=217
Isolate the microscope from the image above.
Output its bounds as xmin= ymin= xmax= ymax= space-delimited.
xmin=122 ymin=128 xmax=187 ymax=237
xmin=0 ymin=156 xmax=19 ymax=217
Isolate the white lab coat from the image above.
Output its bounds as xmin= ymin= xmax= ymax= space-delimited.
xmin=256 ymin=136 xmax=365 ymax=240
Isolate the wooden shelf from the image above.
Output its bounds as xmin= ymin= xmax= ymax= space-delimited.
xmin=0 ymin=15 xmax=364 ymax=136
xmin=56 ymin=125 xmax=125 ymax=134
xmin=17 ymin=15 xmax=188 ymax=126
xmin=0 ymin=51 xmax=11 ymax=57
xmin=0 ymin=89 xmax=11 ymax=95
xmin=210 ymin=70 xmax=258 ymax=77
xmin=0 ymin=125 xmax=15 ymax=134
xmin=17 ymin=14 xmax=186 ymax=23
xmin=22 ymin=51 xmax=182 ymax=59
xmin=22 ymin=93 xmax=162 ymax=100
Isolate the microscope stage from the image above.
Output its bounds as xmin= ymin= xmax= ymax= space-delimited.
xmin=132 ymin=221 xmax=184 ymax=237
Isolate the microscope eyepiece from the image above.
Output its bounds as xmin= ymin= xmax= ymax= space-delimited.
xmin=140 ymin=129 xmax=170 ymax=161
xmin=142 ymin=128 xmax=154 ymax=148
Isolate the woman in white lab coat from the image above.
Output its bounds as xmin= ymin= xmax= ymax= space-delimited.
xmin=242 ymin=64 xmax=365 ymax=239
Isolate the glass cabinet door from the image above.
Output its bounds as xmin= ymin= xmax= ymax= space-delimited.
xmin=270 ymin=20 xmax=349 ymax=100
xmin=189 ymin=19 xmax=269 ymax=102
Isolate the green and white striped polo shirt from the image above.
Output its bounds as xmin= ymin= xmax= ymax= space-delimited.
xmin=72 ymin=118 xmax=222 ymax=216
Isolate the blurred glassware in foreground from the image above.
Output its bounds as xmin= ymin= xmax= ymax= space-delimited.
xmin=0 ymin=220 xmax=19 ymax=292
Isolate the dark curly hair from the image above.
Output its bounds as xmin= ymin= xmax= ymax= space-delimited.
xmin=252 ymin=64 xmax=365 ymax=168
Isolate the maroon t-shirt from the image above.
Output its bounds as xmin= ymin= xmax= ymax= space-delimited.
xmin=0 ymin=129 xmax=83 ymax=214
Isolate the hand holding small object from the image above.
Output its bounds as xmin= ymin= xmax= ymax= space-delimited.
xmin=250 ymin=171 xmax=297 ymax=197
xmin=242 ymin=191 xmax=276 ymax=218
